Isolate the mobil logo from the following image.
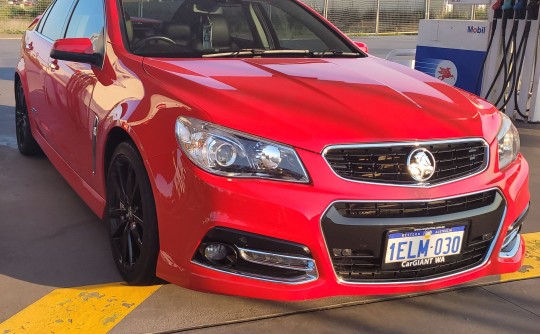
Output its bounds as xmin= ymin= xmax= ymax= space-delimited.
xmin=467 ymin=26 xmax=486 ymax=34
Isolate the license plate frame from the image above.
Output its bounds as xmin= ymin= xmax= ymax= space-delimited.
xmin=382 ymin=224 xmax=468 ymax=270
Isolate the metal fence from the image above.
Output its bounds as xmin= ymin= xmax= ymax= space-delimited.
xmin=0 ymin=1 xmax=50 ymax=34
xmin=303 ymin=0 xmax=488 ymax=34
xmin=0 ymin=0 xmax=487 ymax=35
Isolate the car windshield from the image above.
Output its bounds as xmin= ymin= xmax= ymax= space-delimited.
xmin=121 ymin=0 xmax=363 ymax=58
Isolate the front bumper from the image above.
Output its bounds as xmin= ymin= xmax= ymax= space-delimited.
xmin=149 ymin=147 xmax=529 ymax=300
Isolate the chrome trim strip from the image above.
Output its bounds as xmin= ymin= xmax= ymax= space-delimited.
xmin=322 ymin=138 xmax=490 ymax=188
xmin=501 ymin=229 xmax=519 ymax=250
xmin=191 ymin=259 xmax=318 ymax=285
xmin=237 ymin=247 xmax=317 ymax=274
xmin=92 ymin=115 xmax=99 ymax=175
xmin=500 ymin=204 xmax=529 ymax=258
xmin=499 ymin=232 xmax=521 ymax=259
xmin=319 ymin=187 xmax=507 ymax=285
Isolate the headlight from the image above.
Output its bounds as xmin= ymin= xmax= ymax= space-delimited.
xmin=497 ymin=113 xmax=520 ymax=170
xmin=175 ymin=117 xmax=309 ymax=183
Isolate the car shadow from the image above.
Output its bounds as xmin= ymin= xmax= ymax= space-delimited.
xmin=0 ymin=145 xmax=123 ymax=288
xmin=0 ymin=67 xmax=15 ymax=81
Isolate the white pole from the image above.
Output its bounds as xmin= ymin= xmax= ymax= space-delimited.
xmin=527 ymin=20 xmax=540 ymax=122
xmin=323 ymin=0 xmax=329 ymax=19
xmin=375 ymin=0 xmax=380 ymax=34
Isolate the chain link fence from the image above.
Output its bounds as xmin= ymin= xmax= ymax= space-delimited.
xmin=0 ymin=1 xmax=50 ymax=34
xmin=0 ymin=0 xmax=487 ymax=35
xmin=303 ymin=0 xmax=488 ymax=35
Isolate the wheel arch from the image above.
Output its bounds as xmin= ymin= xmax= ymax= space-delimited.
xmin=15 ymin=58 xmax=29 ymax=101
xmin=103 ymin=126 xmax=135 ymax=179
xmin=101 ymin=125 xmax=159 ymax=221
xmin=13 ymin=72 xmax=23 ymax=106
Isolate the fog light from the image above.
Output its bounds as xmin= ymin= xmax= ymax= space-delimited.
xmin=204 ymin=243 xmax=228 ymax=261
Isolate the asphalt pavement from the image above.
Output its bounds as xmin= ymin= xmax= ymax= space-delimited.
xmin=1 ymin=36 xmax=540 ymax=334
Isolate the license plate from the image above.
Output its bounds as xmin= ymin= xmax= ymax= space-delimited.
xmin=383 ymin=226 xmax=465 ymax=268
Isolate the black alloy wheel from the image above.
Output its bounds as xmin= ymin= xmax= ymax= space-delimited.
xmin=106 ymin=142 xmax=159 ymax=285
xmin=15 ymin=81 xmax=40 ymax=155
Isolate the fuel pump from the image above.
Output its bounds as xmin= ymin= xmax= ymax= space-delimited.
xmin=492 ymin=0 xmax=528 ymax=108
xmin=476 ymin=0 xmax=503 ymax=93
xmin=415 ymin=3 xmax=491 ymax=94
xmin=483 ymin=0 xmax=540 ymax=122
xmin=505 ymin=0 xmax=536 ymax=116
xmin=483 ymin=0 xmax=517 ymax=102
xmin=522 ymin=0 xmax=540 ymax=122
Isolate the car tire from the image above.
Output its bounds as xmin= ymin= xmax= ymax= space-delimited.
xmin=105 ymin=141 xmax=159 ymax=285
xmin=15 ymin=81 xmax=41 ymax=156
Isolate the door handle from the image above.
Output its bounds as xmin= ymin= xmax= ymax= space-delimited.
xmin=49 ymin=60 xmax=59 ymax=71
xmin=25 ymin=42 xmax=33 ymax=50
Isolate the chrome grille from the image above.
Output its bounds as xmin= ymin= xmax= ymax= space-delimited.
xmin=324 ymin=139 xmax=488 ymax=185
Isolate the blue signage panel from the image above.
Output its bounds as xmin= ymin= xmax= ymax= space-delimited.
xmin=415 ymin=46 xmax=486 ymax=95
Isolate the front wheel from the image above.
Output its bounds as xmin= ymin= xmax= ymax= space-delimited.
xmin=15 ymin=81 xmax=40 ymax=156
xmin=105 ymin=142 xmax=159 ymax=285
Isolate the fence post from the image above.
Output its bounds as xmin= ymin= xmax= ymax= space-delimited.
xmin=375 ymin=0 xmax=380 ymax=34
xmin=425 ymin=0 xmax=430 ymax=20
xmin=323 ymin=0 xmax=329 ymax=18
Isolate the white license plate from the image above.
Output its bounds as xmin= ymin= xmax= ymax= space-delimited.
xmin=384 ymin=226 xmax=465 ymax=267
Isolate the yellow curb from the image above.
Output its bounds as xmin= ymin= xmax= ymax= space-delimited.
xmin=0 ymin=283 xmax=161 ymax=334
xmin=0 ymin=233 xmax=539 ymax=333
xmin=501 ymin=232 xmax=540 ymax=282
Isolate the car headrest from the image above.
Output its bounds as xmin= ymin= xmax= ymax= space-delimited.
xmin=209 ymin=16 xmax=230 ymax=48
xmin=162 ymin=22 xmax=191 ymax=42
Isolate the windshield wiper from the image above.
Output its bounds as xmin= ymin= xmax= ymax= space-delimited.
xmin=312 ymin=49 xmax=362 ymax=58
xmin=203 ymin=49 xmax=312 ymax=58
xmin=202 ymin=48 xmax=363 ymax=59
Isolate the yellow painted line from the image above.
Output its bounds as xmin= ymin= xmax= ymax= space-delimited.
xmin=501 ymin=232 xmax=540 ymax=282
xmin=0 ymin=234 xmax=539 ymax=334
xmin=0 ymin=283 xmax=161 ymax=334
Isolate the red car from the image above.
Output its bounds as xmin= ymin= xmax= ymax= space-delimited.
xmin=16 ymin=0 xmax=529 ymax=300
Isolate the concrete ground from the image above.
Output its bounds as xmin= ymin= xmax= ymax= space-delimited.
xmin=1 ymin=36 xmax=540 ymax=334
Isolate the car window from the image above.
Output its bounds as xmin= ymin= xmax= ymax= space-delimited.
xmin=221 ymin=5 xmax=254 ymax=45
xmin=40 ymin=0 xmax=75 ymax=41
xmin=65 ymin=0 xmax=105 ymax=52
xmin=259 ymin=4 xmax=326 ymax=51
xmin=120 ymin=0 xmax=360 ymax=58
xmin=36 ymin=1 xmax=54 ymax=33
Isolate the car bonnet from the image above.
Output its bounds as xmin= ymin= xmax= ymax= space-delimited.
xmin=142 ymin=56 xmax=501 ymax=153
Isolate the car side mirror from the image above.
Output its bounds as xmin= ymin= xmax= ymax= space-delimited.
xmin=50 ymin=38 xmax=102 ymax=66
xmin=354 ymin=41 xmax=369 ymax=54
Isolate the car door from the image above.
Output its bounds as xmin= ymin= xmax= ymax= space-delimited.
xmin=44 ymin=0 xmax=105 ymax=183
xmin=23 ymin=0 xmax=75 ymax=140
